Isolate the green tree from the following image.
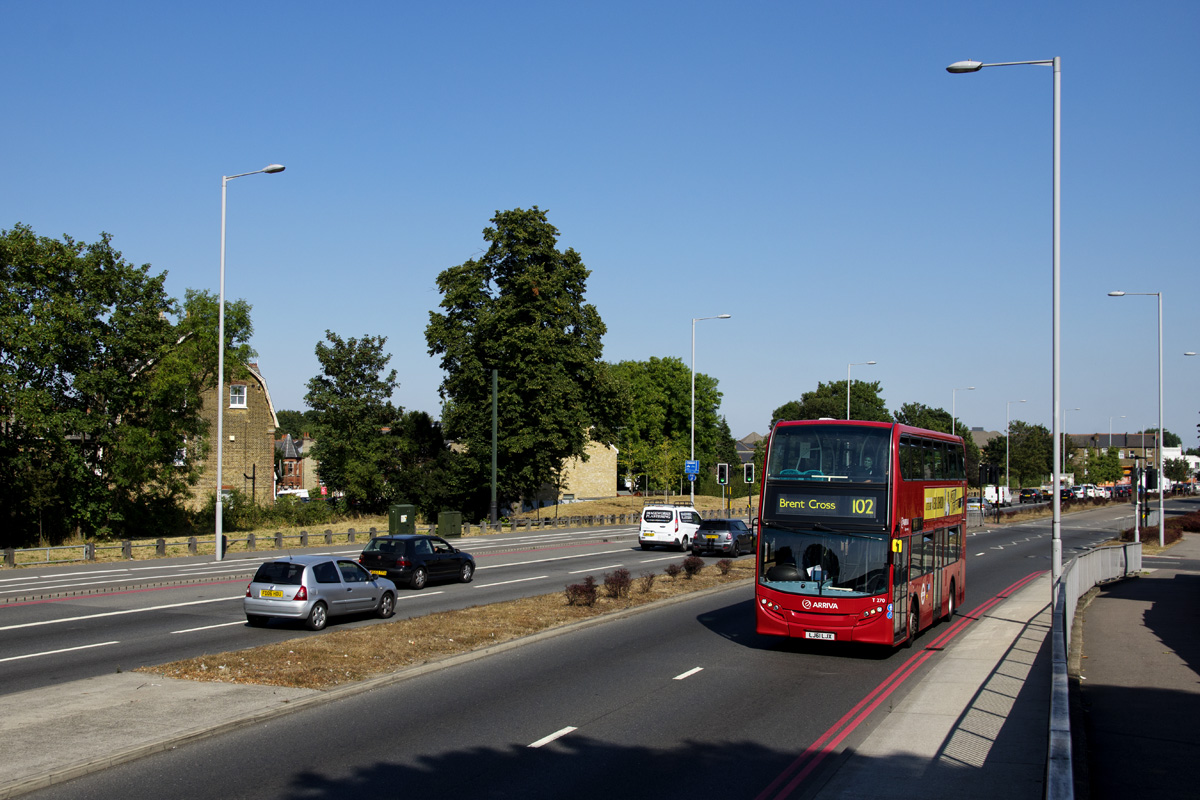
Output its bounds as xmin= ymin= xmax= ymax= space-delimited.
xmin=983 ymin=420 xmax=1053 ymax=488
xmin=1164 ymin=456 xmax=1191 ymax=483
xmin=304 ymin=331 xmax=403 ymax=512
xmin=425 ymin=208 xmax=622 ymax=517
xmin=0 ymin=225 xmax=240 ymax=544
xmin=275 ymin=409 xmax=321 ymax=439
xmin=771 ymin=380 xmax=889 ymax=427
xmin=608 ymin=356 xmax=733 ymax=493
xmin=1085 ymin=447 xmax=1123 ymax=485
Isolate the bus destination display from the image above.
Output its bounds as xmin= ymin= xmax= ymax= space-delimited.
xmin=773 ymin=492 xmax=881 ymax=520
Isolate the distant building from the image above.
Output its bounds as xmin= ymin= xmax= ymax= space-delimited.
xmin=189 ymin=362 xmax=279 ymax=509
xmin=736 ymin=432 xmax=763 ymax=464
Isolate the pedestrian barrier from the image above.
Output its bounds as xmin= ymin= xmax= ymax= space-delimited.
xmin=1048 ymin=537 xmax=1141 ymax=800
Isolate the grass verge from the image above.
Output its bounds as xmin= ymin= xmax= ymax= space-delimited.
xmin=139 ymin=557 xmax=754 ymax=690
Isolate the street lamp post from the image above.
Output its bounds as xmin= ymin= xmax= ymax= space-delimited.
xmin=846 ymin=361 xmax=877 ymax=420
xmin=216 ymin=164 xmax=285 ymax=561
xmin=948 ymin=54 xmax=1063 ymax=585
xmin=691 ymin=314 xmax=731 ymax=505
xmin=1109 ymin=415 xmax=1126 ymax=448
xmin=1006 ymin=399 xmax=1026 ymax=500
xmin=952 ymin=386 xmax=975 ymax=434
xmin=1109 ymin=291 xmax=1164 ymax=546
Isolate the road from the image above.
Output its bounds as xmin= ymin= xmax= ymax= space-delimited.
xmin=16 ymin=499 xmax=1176 ymax=800
xmin=0 ymin=525 xmax=716 ymax=695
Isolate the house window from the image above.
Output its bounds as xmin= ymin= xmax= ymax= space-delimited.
xmin=229 ymin=385 xmax=247 ymax=408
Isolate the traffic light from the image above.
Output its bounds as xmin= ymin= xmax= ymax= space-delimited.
xmin=1146 ymin=467 xmax=1157 ymax=490
xmin=744 ymin=462 xmax=755 ymax=483
xmin=716 ymin=463 xmax=729 ymax=485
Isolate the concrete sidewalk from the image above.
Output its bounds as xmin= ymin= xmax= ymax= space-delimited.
xmin=1073 ymin=532 xmax=1200 ymax=799
xmin=812 ymin=574 xmax=1054 ymax=800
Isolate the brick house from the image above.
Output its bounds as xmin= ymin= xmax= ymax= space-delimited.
xmin=525 ymin=440 xmax=618 ymax=510
xmin=188 ymin=362 xmax=279 ymax=509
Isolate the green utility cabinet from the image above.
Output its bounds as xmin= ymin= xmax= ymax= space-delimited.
xmin=389 ymin=504 xmax=417 ymax=536
xmin=438 ymin=510 xmax=463 ymax=538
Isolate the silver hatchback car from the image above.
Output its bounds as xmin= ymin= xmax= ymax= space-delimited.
xmin=243 ymin=555 xmax=397 ymax=631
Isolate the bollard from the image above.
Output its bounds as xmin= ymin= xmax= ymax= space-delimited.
xmin=275 ymin=531 xmax=283 ymax=549
xmin=156 ymin=539 xmax=166 ymax=556
xmin=84 ymin=542 xmax=96 ymax=561
xmin=248 ymin=533 xmax=256 ymax=550
xmin=188 ymin=537 xmax=197 ymax=555
xmin=122 ymin=541 xmax=132 ymax=559
xmin=300 ymin=530 xmax=308 ymax=547
xmin=325 ymin=529 xmax=334 ymax=545
xmin=3 ymin=548 xmax=13 ymax=567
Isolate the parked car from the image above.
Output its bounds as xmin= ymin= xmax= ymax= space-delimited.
xmin=639 ymin=503 xmax=702 ymax=551
xmin=243 ymin=555 xmax=396 ymax=631
xmin=358 ymin=534 xmax=476 ymax=590
xmin=691 ymin=518 xmax=753 ymax=557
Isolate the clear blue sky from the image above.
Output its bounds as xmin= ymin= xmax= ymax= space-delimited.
xmin=4 ymin=1 xmax=1197 ymax=446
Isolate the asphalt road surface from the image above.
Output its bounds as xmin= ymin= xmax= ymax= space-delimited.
xmin=18 ymin=500 xmax=1175 ymax=800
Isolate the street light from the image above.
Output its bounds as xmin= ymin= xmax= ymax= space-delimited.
xmin=1109 ymin=290 xmax=1164 ymax=547
xmin=216 ymin=164 xmax=285 ymax=561
xmin=1109 ymin=415 xmax=1126 ymax=448
xmin=846 ymin=361 xmax=877 ymax=420
xmin=1006 ymin=399 xmax=1026 ymax=500
xmin=952 ymin=386 xmax=975 ymax=434
xmin=948 ymin=54 xmax=1063 ymax=584
xmin=691 ymin=314 xmax=731 ymax=504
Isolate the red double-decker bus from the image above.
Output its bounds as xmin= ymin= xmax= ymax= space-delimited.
xmin=755 ymin=420 xmax=966 ymax=646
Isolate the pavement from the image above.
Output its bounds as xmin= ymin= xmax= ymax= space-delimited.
xmin=2 ymin=536 xmax=1197 ymax=800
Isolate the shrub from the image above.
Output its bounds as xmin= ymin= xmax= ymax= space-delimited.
xmin=663 ymin=562 xmax=683 ymax=579
xmin=715 ymin=559 xmax=733 ymax=575
xmin=565 ymin=576 xmax=598 ymax=606
xmin=603 ymin=567 xmax=632 ymax=599
xmin=637 ymin=571 xmax=656 ymax=593
xmin=682 ymin=556 xmax=705 ymax=579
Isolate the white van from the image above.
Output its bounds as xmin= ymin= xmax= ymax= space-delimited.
xmin=638 ymin=504 xmax=702 ymax=551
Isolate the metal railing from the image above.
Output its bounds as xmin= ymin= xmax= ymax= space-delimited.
xmin=1047 ymin=537 xmax=1141 ymax=800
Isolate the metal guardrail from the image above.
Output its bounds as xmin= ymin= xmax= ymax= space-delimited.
xmin=1047 ymin=536 xmax=1142 ymax=800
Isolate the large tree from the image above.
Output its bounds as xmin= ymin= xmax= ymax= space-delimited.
xmin=0 ymin=225 xmax=242 ymax=544
xmin=771 ymin=380 xmax=889 ymax=427
xmin=304 ymin=331 xmax=403 ymax=511
xmin=425 ymin=208 xmax=622 ymax=516
xmin=982 ymin=420 xmax=1053 ymax=488
xmin=608 ymin=356 xmax=734 ymax=493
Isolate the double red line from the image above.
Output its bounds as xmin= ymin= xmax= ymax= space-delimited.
xmin=755 ymin=570 xmax=1045 ymax=800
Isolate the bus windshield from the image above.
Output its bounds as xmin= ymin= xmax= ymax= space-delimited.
xmin=767 ymin=424 xmax=890 ymax=483
xmin=759 ymin=525 xmax=889 ymax=597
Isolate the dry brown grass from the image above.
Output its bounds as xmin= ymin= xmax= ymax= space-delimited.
xmin=140 ymin=557 xmax=755 ymax=690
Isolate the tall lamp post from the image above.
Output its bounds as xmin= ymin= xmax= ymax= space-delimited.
xmin=1006 ymin=399 xmax=1026 ymax=500
xmin=216 ymin=164 xmax=285 ymax=561
xmin=846 ymin=361 xmax=877 ymax=420
xmin=948 ymin=54 xmax=1062 ymax=585
xmin=691 ymin=314 xmax=731 ymax=504
xmin=1109 ymin=415 xmax=1126 ymax=448
xmin=1109 ymin=290 xmax=1164 ymax=546
xmin=952 ymin=386 xmax=975 ymax=434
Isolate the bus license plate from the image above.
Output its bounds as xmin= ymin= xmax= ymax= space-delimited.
xmin=805 ymin=631 xmax=835 ymax=641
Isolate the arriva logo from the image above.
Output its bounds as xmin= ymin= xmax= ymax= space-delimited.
xmin=801 ymin=599 xmax=840 ymax=610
